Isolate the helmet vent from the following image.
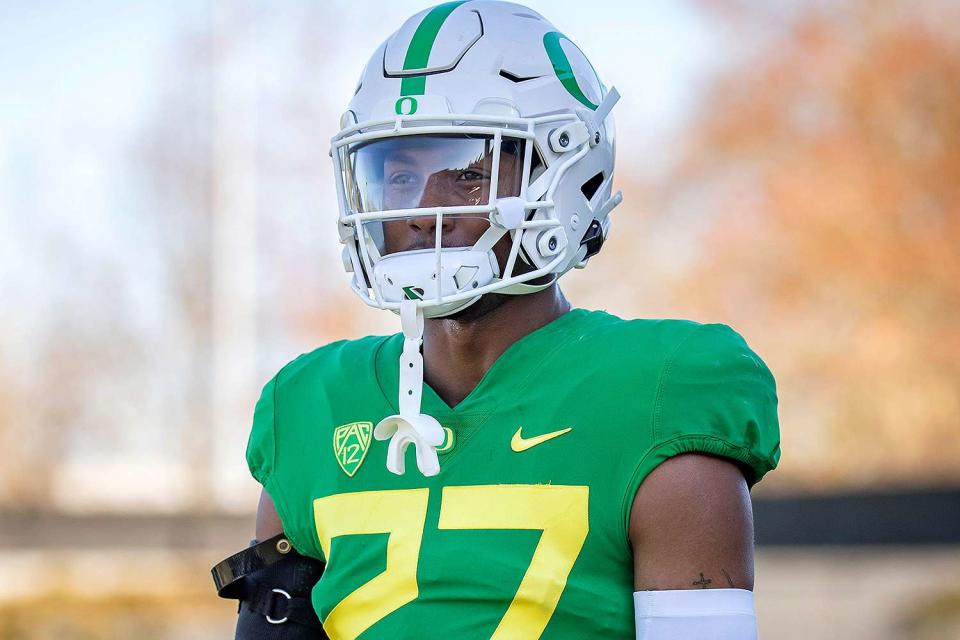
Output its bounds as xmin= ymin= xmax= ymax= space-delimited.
xmin=499 ymin=69 xmax=541 ymax=83
xmin=580 ymin=172 xmax=605 ymax=201
xmin=512 ymin=12 xmax=543 ymax=21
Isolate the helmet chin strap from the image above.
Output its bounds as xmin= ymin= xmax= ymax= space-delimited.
xmin=373 ymin=298 xmax=445 ymax=476
xmin=372 ymin=207 xmax=560 ymax=476
xmin=497 ymin=275 xmax=558 ymax=295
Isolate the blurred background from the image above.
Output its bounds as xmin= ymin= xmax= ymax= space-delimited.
xmin=1 ymin=0 xmax=958 ymax=638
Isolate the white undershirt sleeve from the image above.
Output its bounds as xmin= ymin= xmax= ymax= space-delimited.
xmin=634 ymin=588 xmax=757 ymax=640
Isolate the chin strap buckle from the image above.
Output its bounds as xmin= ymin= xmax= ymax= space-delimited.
xmin=374 ymin=299 xmax=445 ymax=476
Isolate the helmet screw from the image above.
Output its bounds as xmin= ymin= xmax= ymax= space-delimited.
xmin=594 ymin=131 xmax=601 ymax=144
xmin=548 ymin=236 xmax=558 ymax=251
xmin=558 ymin=132 xmax=570 ymax=147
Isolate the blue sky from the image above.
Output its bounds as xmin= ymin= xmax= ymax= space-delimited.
xmin=0 ymin=0 xmax=720 ymax=165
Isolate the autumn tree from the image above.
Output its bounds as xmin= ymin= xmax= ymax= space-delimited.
xmin=644 ymin=0 xmax=960 ymax=489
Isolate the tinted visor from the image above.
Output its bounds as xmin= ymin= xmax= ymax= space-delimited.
xmin=345 ymin=135 xmax=524 ymax=213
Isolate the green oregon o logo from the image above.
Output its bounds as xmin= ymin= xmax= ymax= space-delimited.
xmin=542 ymin=31 xmax=601 ymax=111
xmin=395 ymin=96 xmax=419 ymax=115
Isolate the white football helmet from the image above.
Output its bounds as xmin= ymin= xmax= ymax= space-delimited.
xmin=331 ymin=0 xmax=621 ymax=320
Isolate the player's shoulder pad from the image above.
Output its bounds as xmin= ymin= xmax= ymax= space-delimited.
xmin=652 ymin=321 xmax=780 ymax=487
xmin=569 ymin=311 xmax=709 ymax=366
xmin=566 ymin=309 xmax=689 ymax=347
xmin=662 ymin=322 xmax=776 ymax=397
xmin=246 ymin=334 xmax=389 ymax=486
xmin=273 ymin=334 xmax=389 ymax=391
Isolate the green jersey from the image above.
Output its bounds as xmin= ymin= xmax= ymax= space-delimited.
xmin=246 ymin=309 xmax=780 ymax=639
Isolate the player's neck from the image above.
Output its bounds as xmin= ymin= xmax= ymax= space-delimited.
xmin=422 ymin=285 xmax=571 ymax=408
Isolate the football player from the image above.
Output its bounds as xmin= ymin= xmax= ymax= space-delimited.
xmin=223 ymin=2 xmax=780 ymax=638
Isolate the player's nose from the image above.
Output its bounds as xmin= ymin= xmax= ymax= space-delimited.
xmin=408 ymin=175 xmax=456 ymax=237
xmin=406 ymin=212 xmax=455 ymax=237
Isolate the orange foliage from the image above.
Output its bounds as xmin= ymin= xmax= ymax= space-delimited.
xmin=655 ymin=2 xmax=960 ymax=490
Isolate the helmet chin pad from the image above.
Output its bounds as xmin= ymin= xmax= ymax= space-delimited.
xmin=372 ymin=248 xmax=500 ymax=317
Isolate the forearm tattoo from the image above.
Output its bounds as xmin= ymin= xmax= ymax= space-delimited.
xmin=721 ymin=568 xmax=735 ymax=588
xmin=692 ymin=573 xmax=712 ymax=588
xmin=638 ymin=568 xmax=739 ymax=591
xmin=690 ymin=569 xmax=736 ymax=589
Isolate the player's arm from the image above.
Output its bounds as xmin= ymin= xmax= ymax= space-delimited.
xmin=216 ymin=373 xmax=327 ymax=636
xmin=221 ymin=488 xmax=327 ymax=639
xmin=629 ymin=452 xmax=757 ymax=639
xmin=256 ymin=487 xmax=284 ymax=541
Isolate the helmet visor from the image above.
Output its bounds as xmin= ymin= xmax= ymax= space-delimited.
xmin=344 ymin=134 xmax=524 ymax=214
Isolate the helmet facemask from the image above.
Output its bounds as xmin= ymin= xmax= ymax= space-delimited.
xmin=333 ymin=115 xmax=575 ymax=320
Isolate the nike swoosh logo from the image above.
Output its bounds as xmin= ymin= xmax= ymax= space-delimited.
xmin=511 ymin=426 xmax=573 ymax=452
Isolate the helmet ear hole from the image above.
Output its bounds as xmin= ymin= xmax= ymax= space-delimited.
xmin=580 ymin=172 xmax=604 ymax=201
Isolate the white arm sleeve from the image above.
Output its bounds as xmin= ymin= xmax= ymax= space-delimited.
xmin=634 ymin=588 xmax=757 ymax=640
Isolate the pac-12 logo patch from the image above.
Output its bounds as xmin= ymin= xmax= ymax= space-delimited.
xmin=333 ymin=422 xmax=373 ymax=477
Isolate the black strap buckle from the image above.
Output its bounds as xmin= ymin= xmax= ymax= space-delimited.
xmin=579 ymin=218 xmax=605 ymax=259
xmin=265 ymin=588 xmax=291 ymax=624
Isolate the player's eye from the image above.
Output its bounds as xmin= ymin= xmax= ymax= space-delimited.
xmin=457 ymin=169 xmax=487 ymax=182
xmin=388 ymin=172 xmax=419 ymax=187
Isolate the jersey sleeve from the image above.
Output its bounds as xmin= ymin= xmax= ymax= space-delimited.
xmin=629 ymin=323 xmax=781 ymax=496
xmin=244 ymin=373 xmax=317 ymax=558
xmin=246 ymin=375 xmax=278 ymax=486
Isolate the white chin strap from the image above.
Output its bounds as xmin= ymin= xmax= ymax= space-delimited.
xmin=373 ymin=299 xmax=445 ymax=476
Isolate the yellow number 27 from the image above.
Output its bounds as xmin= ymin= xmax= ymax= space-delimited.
xmin=313 ymin=484 xmax=589 ymax=640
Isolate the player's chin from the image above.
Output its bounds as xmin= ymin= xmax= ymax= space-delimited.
xmin=442 ymin=293 xmax=512 ymax=323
